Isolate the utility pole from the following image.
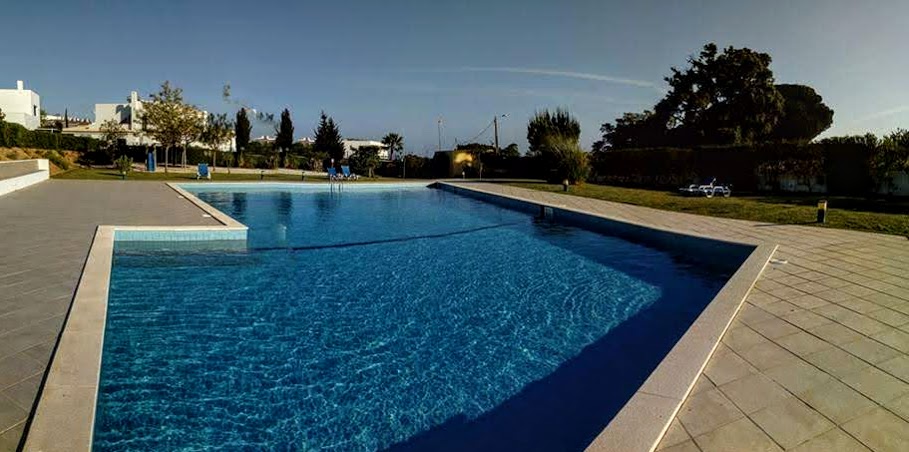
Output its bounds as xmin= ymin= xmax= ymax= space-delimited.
xmin=493 ymin=115 xmax=499 ymax=153
xmin=437 ymin=116 xmax=443 ymax=152
xmin=493 ymin=114 xmax=507 ymax=154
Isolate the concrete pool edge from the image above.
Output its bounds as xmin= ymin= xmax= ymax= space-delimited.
xmin=586 ymin=242 xmax=776 ymax=452
xmin=25 ymin=180 xmax=774 ymax=451
xmin=21 ymin=185 xmax=251 ymax=451
xmin=434 ymin=181 xmax=777 ymax=452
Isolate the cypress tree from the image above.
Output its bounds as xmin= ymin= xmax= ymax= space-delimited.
xmin=313 ymin=111 xmax=344 ymax=164
xmin=235 ymin=108 xmax=251 ymax=157
xmin=275 ymin=108 xmax=294 ymax=167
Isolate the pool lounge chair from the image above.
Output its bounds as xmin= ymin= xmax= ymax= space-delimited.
xmin=341 ymin=165 xmax=359 ymax=180
xmin=327 ymin=167 xmax=340 ymax=180
xmin=196 ymin=163 xmax=211 ymax=180
xmin=679 ymin=177 xmax=731 ymax=198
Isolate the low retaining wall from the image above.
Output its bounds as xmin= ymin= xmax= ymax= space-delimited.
xmin=0 ymin=159 xmax=49 ymax=196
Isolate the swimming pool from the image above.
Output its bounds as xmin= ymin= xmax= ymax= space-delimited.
xmin=93 ymin=184 xmax=729 ymax=451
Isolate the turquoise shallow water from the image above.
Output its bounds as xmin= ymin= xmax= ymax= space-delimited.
xmin=94 ymin=184 xmax=727 ymax=451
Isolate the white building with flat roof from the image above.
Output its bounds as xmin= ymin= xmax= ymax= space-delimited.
xmin=0 ymin=80 xmax=41 ymax=130
xmin=63 ymin=90 xmax=232 ymax=151
xmin=342 ymin=139 xmax=389 ymax=160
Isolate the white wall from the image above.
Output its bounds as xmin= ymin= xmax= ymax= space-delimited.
xmin=0 ymin=159 xmax=49 ymax=196
xmin=342 ymin=139 xmax=390 ymax=159
xmin=0 ymin=84 xmax=41 ymax=130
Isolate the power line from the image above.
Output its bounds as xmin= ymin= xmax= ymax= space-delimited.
xmin=463 ymin=119 xmax=496 ymax=145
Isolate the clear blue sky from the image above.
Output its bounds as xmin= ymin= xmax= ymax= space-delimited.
xmin=2 ymin=0 xmax=908 ymax=155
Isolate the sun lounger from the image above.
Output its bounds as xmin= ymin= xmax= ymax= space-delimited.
xmin=341 ymin=165 xmax=359 ymax=180
xmin=196 ymin=163 xmax=211 ymax=180
xmin=679 ymin=177 xmax=731 ymax=197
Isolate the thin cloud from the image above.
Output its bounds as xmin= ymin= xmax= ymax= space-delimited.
xmin=854 ymin=105 xmax=909 ymax=123
xmin=454 ymin=66 xmax=658 ymax=89
xmin=382 ymin=82 xmax=646 ymax=106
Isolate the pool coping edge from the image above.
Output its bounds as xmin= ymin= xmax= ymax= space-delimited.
xmin=586 ymin=242 xmax=776 ymax=452
xmin=434 ymin=182 xmax=777 ymax=452
xmin=24 ymin=181 xmax=775 ymax=451
xmin=22 ymin=184 xmax=251 ymax=451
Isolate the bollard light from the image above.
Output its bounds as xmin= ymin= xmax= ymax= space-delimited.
xmin=817 ymin=200 xmax=828 ymax=223
xmin=260 ymin=170 xmax=265 ymax=181
xmin=563 ymin=179 xmax=570 ymax=192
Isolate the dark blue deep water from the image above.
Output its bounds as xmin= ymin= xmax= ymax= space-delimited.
xmin=94 ymin=184 xmax=727 ymax=451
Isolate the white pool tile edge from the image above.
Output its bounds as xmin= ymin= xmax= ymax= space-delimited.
xmin=23 ymin=185 xmax=252 ymax=451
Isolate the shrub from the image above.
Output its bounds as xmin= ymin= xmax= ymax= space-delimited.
xmin=543 ymin=135 xmax=590 ymax=184
xmin=42 ymin=150 xmax=70 ymax=170
xmin=115 ymin=155 xmax=133 ymax=177
xmin=0 ymin=122 xmax=99 ymax=151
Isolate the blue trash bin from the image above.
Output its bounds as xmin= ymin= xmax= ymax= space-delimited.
xmin=147 ymin=150 xmax=156 ymax=172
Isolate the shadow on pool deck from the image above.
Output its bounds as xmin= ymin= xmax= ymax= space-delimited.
xmin=383 ymin=285 xmax=710 ymax=452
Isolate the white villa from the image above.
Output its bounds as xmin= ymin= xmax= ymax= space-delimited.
xmin=253 ymin=135 xmax=276 ymax=144
xmin=0 ymin=80 xmax=41 ymax=130
xmin=342 ymin=139 xmax=389 ymax=160
xmin=63 ymin=90 xmax=232 ymax=151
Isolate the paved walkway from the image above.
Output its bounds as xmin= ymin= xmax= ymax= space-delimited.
xmin=450 ymin=183 xmax=909 ymax=452
xmin=2 ymin=180 xmax=907 ymax=451
xmin=0 ymin=181 xmax=217 ymax=450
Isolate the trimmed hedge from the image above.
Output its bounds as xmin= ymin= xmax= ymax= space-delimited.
xmin=0 ymin=121 xmax=99 ymax=152
xmin=592 ymin=142 xmax=877 ymax=195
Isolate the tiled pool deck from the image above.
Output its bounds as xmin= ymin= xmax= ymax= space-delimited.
xmin=0 ymin=181 xmax=218 ymax=451
xmin=1 ymin=180 xmax=907 ymax=451
xmin=450 ymin=183 xmax=909 ymax=452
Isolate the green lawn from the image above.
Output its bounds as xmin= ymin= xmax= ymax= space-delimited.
xmin=52 ymin=168 xmax=395 ymax=182
xmin=509 ymin=183 xmax=909 ymax=237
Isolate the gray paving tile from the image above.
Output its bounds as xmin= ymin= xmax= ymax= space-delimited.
xmin=0 ymin=180 xmax=220 ymax=448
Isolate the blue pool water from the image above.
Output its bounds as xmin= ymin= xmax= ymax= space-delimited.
xmin=94 ymin=184 xmax=728 ymax=451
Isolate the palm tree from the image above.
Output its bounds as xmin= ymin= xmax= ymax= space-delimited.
xmin=382 ymin=132 xmax=404 ymax=161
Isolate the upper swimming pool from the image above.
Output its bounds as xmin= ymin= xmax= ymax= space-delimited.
xmin=94 ymin=183 xmax=729 ymax=451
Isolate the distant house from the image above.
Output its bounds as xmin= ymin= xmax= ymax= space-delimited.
xmin=41 ymin=113 xmax=90 ymax=128
xmin=342 ymin=139 xmax=389 ymax=160
xmin=253 ymin=135 xmax=276 ymax=144
xmin=433 ymin=149 xmax=475 ymax=177
xmin=63 ymin=91 xmax=154 ymax=146
xmin=63 ymin=90 xmax=232 ymax=151
xmin=0 ymin=80 xmax=41 ymax=130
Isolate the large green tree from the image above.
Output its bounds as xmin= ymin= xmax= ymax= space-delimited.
xmin=381 ymin=132 xmax=403 ymax=161
xmin=595 ymin=43 xmax=785 ymax=150
xmin=99 ymin=118 xmax=126 ymax=163
xmin=313 ymin=111 xmax=344 ymax=164
xmin=349 ymin=146 xmax=381 ymax=177
xmin=141 ymin=81 xmax=203 ymax=172
xmin=500 ymin=143 xmax=520 ymax=158
xmin=770 ymin=84 xmax=834 ymax=143
xmin=235 ymin=108 xmax=251 ymax=157
xmin=275 ymin=108 xmax=294 ymax=167
xmin=200 ymin=113 xmax=235 ymax=168
xmin=527 ymin=108 xmax=581 ymax=157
